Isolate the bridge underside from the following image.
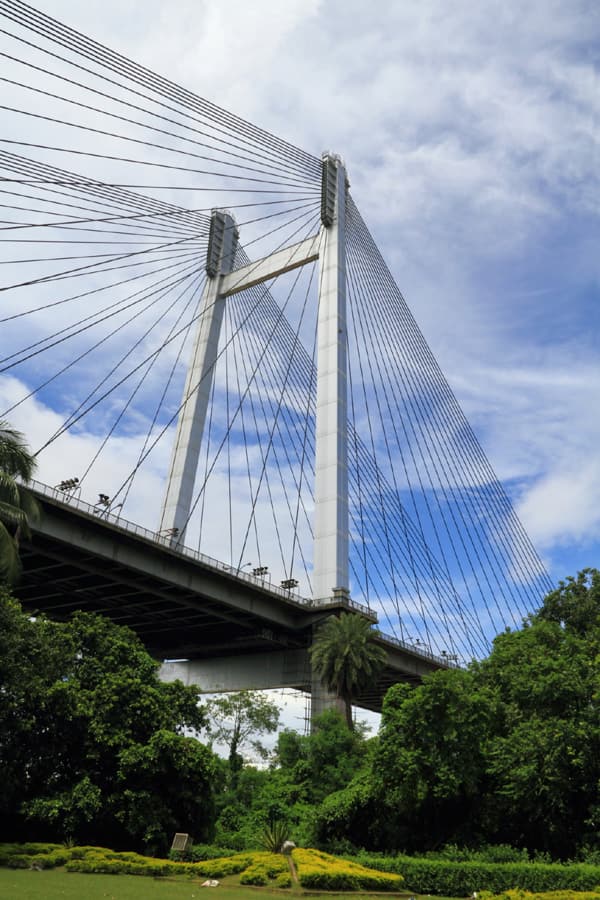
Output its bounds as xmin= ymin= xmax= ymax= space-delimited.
xmin=160 ymin=644 xmax=433 ymax=713
xmin=14 ymin=488 xmax=444 ymax=714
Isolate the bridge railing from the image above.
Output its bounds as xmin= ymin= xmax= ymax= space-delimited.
xmin=29 ymin=480 xmax=373 ymax=617
xmin=29 ymin=479 xmax=453 ymax=667
xmin=374 ymin=630 xmax=460 ymax=668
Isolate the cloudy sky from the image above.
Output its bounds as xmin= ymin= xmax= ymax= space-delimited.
xmin=0 ymin=0 xmax=598 ymax=731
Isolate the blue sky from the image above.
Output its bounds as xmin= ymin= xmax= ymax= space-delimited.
xmin=1 ymin=0 xmax=598 ymax=618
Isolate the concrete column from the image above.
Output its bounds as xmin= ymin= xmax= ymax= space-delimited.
xmin=310 ymin=624 xmax=346 ymax=724
xmin=313 ymin=154 xmax=349 ymax=602
xmin=160 ymin=211 xmax=238 ymax=542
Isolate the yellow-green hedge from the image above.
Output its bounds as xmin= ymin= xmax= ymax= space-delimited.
xmin=65 ymin=848 xmax=255 ymax=878
xmin=480 ymin=891 xmax=600 ymax=900
xmin=239 ymin=851 xmax=290 ymax=886
xmin=293 ymin=848 xmax=404 ymax=891
xmin=0 ymin=842 xmax=402 ymax=890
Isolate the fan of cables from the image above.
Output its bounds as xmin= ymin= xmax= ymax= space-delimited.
xmin=0 ymin=0 xmax=552 ymax=662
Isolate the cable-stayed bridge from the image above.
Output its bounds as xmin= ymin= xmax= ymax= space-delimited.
xmin=0 ymin=2 xmax=553 ymax=718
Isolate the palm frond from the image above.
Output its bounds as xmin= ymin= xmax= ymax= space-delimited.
xmin=310 ymin=612 xmax=387 ymax=713
xmin=0 ymin=501 xmax=30 ymax=530
xmin=18 ymin=488 xmax=41 ymax=524
xmin=0 ymin=472 xmax=21 ymax=506
xmin=0 ymin=522 xmax=22 ymax=585
xmin=0 ymin=420 xmax=37 ymax=481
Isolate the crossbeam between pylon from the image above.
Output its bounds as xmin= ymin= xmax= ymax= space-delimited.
xmin=220 ymin=234 xmax=320 ymax=297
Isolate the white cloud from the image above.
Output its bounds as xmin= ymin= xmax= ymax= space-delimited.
xmin=518 ymin=462 xmax=600 ymax=550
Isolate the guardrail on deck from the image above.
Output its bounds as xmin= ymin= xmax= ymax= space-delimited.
xmin=29 ymin=479 xmax=457 ymax=668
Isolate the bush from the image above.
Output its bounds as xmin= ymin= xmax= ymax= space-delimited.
xmin=194 ymin=853 xmax=254 ymax=878
xmin=239 ymin=852 xmax=288 ymax=886
xmin=0 ymin=843 xmax=69 ymax=870
xmin=422 ymin=844 xmax=531 ymax=864
xmin=65 ymin=849 xmax=188 ymax=877
xmin=350 ymin=854 xmax=600 ymax=895
xmin=170 ymin=843 xmax=237 ymax=862
xmin=480 ymin=892 xmax=600 ymax=900
xmin=293 ymin=848 xmax=403 ymax=891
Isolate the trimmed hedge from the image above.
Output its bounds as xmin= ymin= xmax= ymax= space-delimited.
xmin=351 ymin=853 xmax=600 ymax=895
xmin=480 ymin=891 xmax=600 ymax=900
xmin=239 ymin=852 xmax=289 ymax=886
xmin=65 ymin=848 xmax=254 ymax=878
xmin=170 ymin=843 xmax=237 ymax=862
xmin=294 ymin=848 xmax=404 ymax=891
xmin=5 ymin=841 xmax=599 ymax=895
xmin=0 ymin=843 xmax=72 ymax=870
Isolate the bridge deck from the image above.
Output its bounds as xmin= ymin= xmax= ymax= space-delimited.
xmin=15 ymin=482 xmax=453 ymax=712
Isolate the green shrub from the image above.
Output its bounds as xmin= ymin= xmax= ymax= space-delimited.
xmin=274 ymin=871 xmax=293 ymax=888
xmin=194 ymin=853 xmax=254 ymax=878
xmin=422 ymin=844 xmax=531 ymax=864
xmin=198 ymin=844 xmax=239 ymax=860
xmin=65 ymin=852 xmax=187 ymax=877
xmin=238 ymin=852 xmax=288 ymax=886
xmin=0 ymin=844 xmax=72 ymax=870
xmin=480 ymin=891 xmax=600 ymax=900
xmin=293 ymin=848 xmax=403 ymax=892
xmin=5 ymin=855 xmax=32 ymax=869
xmin=350 ymin=854 xmax=600 ymax=895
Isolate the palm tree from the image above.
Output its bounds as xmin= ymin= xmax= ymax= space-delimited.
xmin=309 ymin=611 xmax=387 ymax=729
xmin=0 ymin=420 xmax=40 ymax=584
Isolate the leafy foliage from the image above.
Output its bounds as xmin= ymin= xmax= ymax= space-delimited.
xmin=0 ymin=420 xmax=40 ymax=584
xmin=213 ymin=709 xmax=369 ymax=850
xmin=0 ymin=843 xmax=402 ymax=889
xmin=293 ymin=847 xmax=403 ymax=891
xmin=312 ymin=569 xmax=600 ymax=858
xmin=257 ymin=820 xmax=290 ymax=853
xmin=204 ymin=690 xmax=280 ymax=784
xmin=350 ymin=854 xmax=600 ymax=895
xmin=0 ymin=592 xmax=216 ymax=853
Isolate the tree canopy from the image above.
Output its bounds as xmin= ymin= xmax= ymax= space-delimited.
xmin=313 ymin=569 xmax=600 ymax=858
xmin=4 ymin=565 xmax=600 ymax=862
xmin=204 ymin=690 xmax=280 ymax=785
xmin=0 ymin=590 xmax=217 ymax=854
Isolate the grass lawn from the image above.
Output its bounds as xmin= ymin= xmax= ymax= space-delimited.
xmin=0 ymin=868 xmax=417 ymax=900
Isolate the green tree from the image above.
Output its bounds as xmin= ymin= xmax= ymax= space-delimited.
xmin=373 ymin=670 xmax=499 ymax=850
xmin=349 ymin=569 xmax=600 ymax=857
xmin=205 ymin=690 xmax=280 ymax=785
xmin=213 ymin=709 xmax=369 ymax=850
xmin=0 ymin=592 xmax=217 ymax=853
xmin=309 ymin=612 xmax=387 ymax=728
xmin=275 ymin=709 xmax=368 ymax=804
xmin=475 ymin=602 xmax=600 ymax=856
xmin=0 ymin=420 xmax=39 ymax=584
xmin=537 ymin=567 xmax=600 ymax=636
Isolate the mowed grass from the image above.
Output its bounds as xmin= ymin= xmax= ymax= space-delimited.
xmin=0 ymin=868 xmax=417 ymax=900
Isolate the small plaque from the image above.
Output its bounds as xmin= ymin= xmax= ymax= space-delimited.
xmin=171 ymin=833 xmax=193 ymax=852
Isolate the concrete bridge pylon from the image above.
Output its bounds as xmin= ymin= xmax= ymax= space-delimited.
xmin=158 ymin=154 xmax=362 ymax=724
